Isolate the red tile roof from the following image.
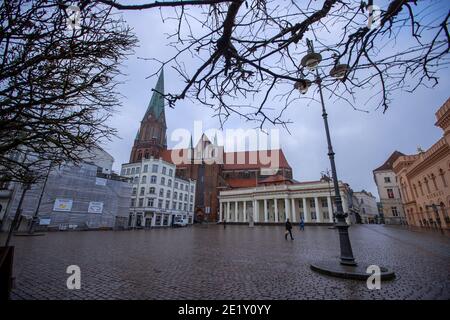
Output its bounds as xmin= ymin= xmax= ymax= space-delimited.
xmin=258 ymin=174 xmax=294 ymax=185
xmin=161 ymin=148 xmax=292 ymax=171
xmin=225 ymin=178 xmax=258 ymax=188
xmin=222 ymin=149 xmax=291 ymax=170
xmin=373 ymin=151 xmax=405 ymax=172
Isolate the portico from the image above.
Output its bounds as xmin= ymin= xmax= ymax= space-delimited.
xmin=219 ymin=180 xmax=352 ymax=225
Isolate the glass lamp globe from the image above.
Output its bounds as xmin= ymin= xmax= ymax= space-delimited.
xmin=300 ymin=52 xmax=322 ymax=71
xmin=329 ymin=64 xmax=349 ymax=79
xmin=294 ymin=79 xmax=311 ymax=94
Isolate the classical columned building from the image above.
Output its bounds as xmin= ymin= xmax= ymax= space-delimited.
xmin=218 ymin=180 xmax=353 ymax=225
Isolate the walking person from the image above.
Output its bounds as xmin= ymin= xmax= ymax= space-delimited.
xmin=299 ymin=218 xmax=305 ymax=231
xmin=285 ymin=218 xmax=294 ymax=240
xmin=223 ymin=219 xmax=226 ymax=229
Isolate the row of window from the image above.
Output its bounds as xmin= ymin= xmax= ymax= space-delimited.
xmin=298 ymin=198 xmax=329 ymax=208
xmin=401 ymin=168 xmax=448 ymax=202
xmin=131 ymin=198 xmax=193 ymax=211
xmin=130 ymin=175 xmax=194 ymax=191
xmin=132 ymin=186 xmax=194 ymax=202
xmin=123 ymin=164 xmax=174 ymax=177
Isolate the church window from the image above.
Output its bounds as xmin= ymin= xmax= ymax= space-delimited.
xmin=144 ymin=152 xmax=149 ymax=159
xmin=137 ymin=153 xmax=142 ymax=160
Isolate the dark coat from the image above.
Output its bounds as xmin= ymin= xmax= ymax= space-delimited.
xmin=285 ymin=221 xmax=292 ymax=230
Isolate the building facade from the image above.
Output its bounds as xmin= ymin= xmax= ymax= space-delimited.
xmin=373 ymin=151 xmax=407 ymax=225
xmin=1 ymin=148 xmax=132 ymax=232
xmin=121 ymin=157 xmax=196 ymax=228
xmin=218 ymin=180 xmax=354 ymax=225
xmin=392 ymin=98 xmax=450 ymax=230
xmin=353 ymin=190 xmax=378 ymax=224
xmin=128 ymin=70 xmax=293 ymax=222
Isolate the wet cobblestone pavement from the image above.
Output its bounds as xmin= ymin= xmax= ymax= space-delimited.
xmin=2 ymin=224 xmax=450 ymax=300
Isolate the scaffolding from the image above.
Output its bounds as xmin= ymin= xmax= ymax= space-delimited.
xmin=5 ymin=162 xmax=132 ymax=231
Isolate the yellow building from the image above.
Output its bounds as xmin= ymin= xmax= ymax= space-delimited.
xmin=393 ymin=98 xmax=450 ymax=230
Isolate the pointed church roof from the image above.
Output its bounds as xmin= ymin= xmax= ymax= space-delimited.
xmin=145 ymin=69 xmax=165 ymax=119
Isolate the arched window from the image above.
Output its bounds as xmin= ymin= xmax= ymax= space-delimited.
xmin=418 ymin=181 xmax=424 ymax=196
xmin=439 ymin=168 xmax=447 ymax=188
xmin=424 ymin=177 xmax=430 ymax=193
xmin=149 ymin=187 xmax=155 ymax=194
xmin=430 ymin=174 xmax=438 ymax=191
xmin=137 ymin=152 xmax=142 ymax=160
xmin=412 ymin=184 xmax=418 ymax=198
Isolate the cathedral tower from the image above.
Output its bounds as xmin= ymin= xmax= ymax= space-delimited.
xmin=129 ymin=70 xmax=167 ymax=163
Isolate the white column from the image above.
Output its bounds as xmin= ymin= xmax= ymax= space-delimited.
xmin=254 ymin=199 xmax=259 ymax=223
xmin=327 ymin=196 xmax=333 ymax=222
xmin=291 ymin=198 xmax=296 ymax=223
xmin=303 ymin=198 xmax=310 ymax=222
xmin=284 ymin=198 xmax=290 ymax=222
xmin=243 ymin=201 xmax=247 ymax=222
xmin=227 ymin=202 xmax=231 ymax=221
xmin=264 ymin=199 xmax=268 ymax=222
xmin=219 ymin=201 xmax=223 ymax=222
xmin=315 ymin=197 xmax=322 ymax=223
xmin=274 ymin=198 xmax=279 ymax=223
xmin=234 ymin=201 xmax=238 ymax=222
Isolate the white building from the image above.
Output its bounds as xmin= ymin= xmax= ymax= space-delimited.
xmin=373 ymin=151 xmax=406 ymax=224
xmin=121 ymin=157 xmax=196 ymax=228
xmin=218 ymin=180 xmax=355 ymax=225
xmin=353 ymin=190 xmax=378 ymax=224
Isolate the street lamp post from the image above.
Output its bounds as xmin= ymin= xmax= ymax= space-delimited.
xmin=297 ymin=39 xmax=395 ymax=280
xmin=316 ymin=72 xmax=356 ymax=266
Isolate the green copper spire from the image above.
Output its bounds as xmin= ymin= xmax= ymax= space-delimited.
xmin=145 ymin=69 xmax=165 ymax=119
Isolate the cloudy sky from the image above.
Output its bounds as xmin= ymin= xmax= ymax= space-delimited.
xmin=104 ymin=2 xmax=450 ymax=200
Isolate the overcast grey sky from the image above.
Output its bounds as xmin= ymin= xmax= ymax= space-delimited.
xmin=104 ymin=3 xmax=450 ymax=200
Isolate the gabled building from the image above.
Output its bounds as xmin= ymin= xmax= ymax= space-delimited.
xmin=373 ymin=151 xmax=406 ymax=225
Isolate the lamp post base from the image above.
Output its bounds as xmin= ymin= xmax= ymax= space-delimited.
xmin=310 ymin=260 xmax=395 ymax=280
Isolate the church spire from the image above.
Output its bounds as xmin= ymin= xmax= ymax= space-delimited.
xmin=145 ymin=69 xmax=165 ymax=119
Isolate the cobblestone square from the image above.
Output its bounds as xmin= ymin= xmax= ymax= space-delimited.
xmin=3 ymin=224 xmax=450 ymax=300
